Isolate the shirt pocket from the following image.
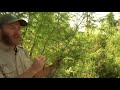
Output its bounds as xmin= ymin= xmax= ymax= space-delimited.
xmin=2 ymin=64 xmax=17 ymax=78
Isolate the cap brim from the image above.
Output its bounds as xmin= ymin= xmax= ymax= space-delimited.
xmin=18 ymin=19 xmax=28 ymax=26
xmin=7 ymin=19 xmax=28 ymax=26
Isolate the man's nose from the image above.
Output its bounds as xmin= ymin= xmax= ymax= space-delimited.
xmin=14 ymin=27 xmax=21 ymax=35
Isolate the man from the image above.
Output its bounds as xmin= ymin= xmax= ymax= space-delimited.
xmin=0 ymin=14 xmax=55 ymax=78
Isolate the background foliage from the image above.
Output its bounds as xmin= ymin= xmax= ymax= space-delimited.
xmin=1 ymin=12 xmax=120 ymax=78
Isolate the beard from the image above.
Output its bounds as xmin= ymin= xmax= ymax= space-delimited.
xmin=1 ymin=30 xmax=21 ymax=46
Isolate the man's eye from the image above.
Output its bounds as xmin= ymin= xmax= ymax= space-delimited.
xmin=9 ymin=27 xmax=14 ymax=29
xmin=8 ymin=26 xmax=15 ymax=29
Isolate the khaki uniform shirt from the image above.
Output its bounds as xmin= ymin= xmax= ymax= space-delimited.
xmin=0 ymin=42 xmax=33 ymax=78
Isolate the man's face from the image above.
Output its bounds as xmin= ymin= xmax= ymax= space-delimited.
xmin=0 ymin=21 xmax=22 ymax=46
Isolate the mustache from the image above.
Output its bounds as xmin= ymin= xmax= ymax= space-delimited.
xmin=13 ymin=35 xmax=21 ymax=38
xmin=13 ymin=33 xmax=21 ymax=38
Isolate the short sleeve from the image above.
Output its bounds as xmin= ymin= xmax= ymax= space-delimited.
xmin=22 ymin=48 xmax=33 ymax=69
xmin=18 ymin=46 xmax=33 ymax=70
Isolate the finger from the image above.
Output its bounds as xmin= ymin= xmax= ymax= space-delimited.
xmin=37 ymin=55 xmax=46 ymax=61
xmin=38 ymin=55 xmax=45 ymax=59
xmin=40 ymin=56 xmax=46 ymax=61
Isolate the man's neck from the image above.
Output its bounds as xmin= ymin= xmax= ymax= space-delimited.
xmin=1 ymin=39 xmax=15 ymax=47
xmin=0 ymin=40 xmax=16 ymax=51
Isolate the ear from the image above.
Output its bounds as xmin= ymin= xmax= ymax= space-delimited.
xmin=0 ymin=27 xmax=1 ymax=33
xmin=0 ymin=26 xmax=2 ymax=32
xmin=0 ymin=29 xmax=1 ymax=40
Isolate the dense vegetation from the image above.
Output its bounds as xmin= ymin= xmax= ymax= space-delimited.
xmin=1 ymin=12 xmax=120 ymax=78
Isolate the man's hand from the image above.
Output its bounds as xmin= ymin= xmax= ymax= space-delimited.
xmin=33 ymin=65 xmax=56 ymax=78
xmin=31 ymin=55 xmax=46 ymax=73
xmin=17 ymin=55 xmax=46 ymax=78
xmin=33 ymin=56 xmax=63 ymax=78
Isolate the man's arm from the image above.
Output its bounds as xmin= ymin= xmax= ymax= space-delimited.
xmin=33 ymin=57 xmax=63 ymax=78
xmin=17 ymin=67 xmax=40 ymax=78
xmin=17 ymin=55 xmax=46 ymax=78
xmin=33 ymin=65 xmax=56 ymax=78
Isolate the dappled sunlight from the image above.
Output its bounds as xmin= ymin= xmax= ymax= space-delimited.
xmin=1 ymin=12 xmax=120 ymax=78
